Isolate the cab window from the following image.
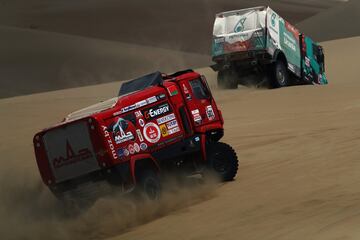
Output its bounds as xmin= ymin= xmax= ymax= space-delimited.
xmin=189 ymin=79 xmax=209 ymax=99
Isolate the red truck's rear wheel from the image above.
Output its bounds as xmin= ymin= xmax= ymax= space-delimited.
xmin=206 ymin=142 xmax=238 ymax=181
xmin=136 ymin=170 xmax=161 ymax=200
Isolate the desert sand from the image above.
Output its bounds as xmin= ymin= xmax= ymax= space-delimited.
xmin=0 ymin=36 xmax=359 ymax=239
xmin=297 ymin=0 xmax=360 ymax=42
xmin=0 ymin=0 xmax=359 ymax=239
xmin=0 ymin=26 xmax=209 ymax=99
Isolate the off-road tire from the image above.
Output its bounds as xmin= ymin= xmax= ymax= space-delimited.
xmin=217 ymin=69 xmax=238 ymax=89
xmin=273 ymin=60 xmax=290 ymax=88
xmin=136 ymin=170 xmax=161 ymax=200
xmin=206 ymin=142 xmax=239 ymax=181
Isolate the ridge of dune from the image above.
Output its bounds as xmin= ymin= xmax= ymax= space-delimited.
xmin=297 ymin=0 xmax=360 ymax=42
xmin=0 ymin=0 xmax=350 ymax=100
xmin=0 ymin=0 xmax=343 ymax=54
xmin=0 ymin=26 xmax=210 ymax=99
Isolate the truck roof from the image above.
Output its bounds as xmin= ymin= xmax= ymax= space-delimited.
xmin=119 ymin=69 xmax=195 ymax=97
xmin=64 ymin=69 xmax=198 ymax=123
xmin=65 ymin=97 xmax=119 ymax=122
xmin=119 ymin=71 xmax=164 ymax=96
xmin=215 ymin=6 xmax=266 ymax=18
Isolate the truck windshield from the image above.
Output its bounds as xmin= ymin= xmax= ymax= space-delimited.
xmin=313 ymin=45 xmax=325 ymax=72
xmin=189 ymin=79 xmax=209 ymax=99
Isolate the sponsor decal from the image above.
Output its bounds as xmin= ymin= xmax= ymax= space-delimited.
xmin=138 ymin=118 xmax=145 ymax=127
xmin=102 ymin=125 xmax=118 ymax=159
xmin=234 ymin=17 xmax=247 ymax=33
xmin=140 ymin=142 xmax=148 ymax=151
xmin=157 ymin=93 xmax=166 ymax=100
xmin=136 ymin=129 xmax=144 ymax=142
xmin=206 ymin=105 xmax=215 ymax=121
xmin=214 ymin=37 xmax=225 ymax=44
xmin=224 ymin=38 xmax=251 ymax=52
xmin=157 ymin=113 xmax=176 ymax=125
xmin=120 ymin=104 xmax=137 ymax=114
xmin=143 ymin=122 xmax=161 ymax=143
xmin=183 ymin=84 xmax=189 ymax=94
xmin=167 ymin=85 xmax=178 ymax=96
xmin=112 ymin=118 xmax=134 ymax=144
xmin=271 ymin=12 xmax=277 ymax=27
xmin=135 ymin=110 xmax=143 ymax=118
xmin=191 ymin=109 xmax=202 ymax=124
xmin=283 ymin=31 xmax=296 ymax=51
xmin=183 ymin=84 xmax=192 ymax=100
xmin=136 ymin=100 xmax=147 ymax=108
xmin=166 ymin=119 xmax=178 ymax=129
xmin=119 ymin=96 xmax=158 ymax=114
xmin=191 ymin=109 xmax=199 ymax=114
xmin=133 ymin=143 xmax=140 ymax=153
xmin=128 ymin=144 xmax=135 ymax=155
xmin=52 ymin=140 xmax=92 ymax=169
xmin=285 ymin=21 xmax=300 ymax=40
xmin=143 ymin=103 xmax=171 ymax=120
xmin=168 ymin=127 xmax=180 ymax=135
xmin=124 ymin=149 xmax=130 ymax=156
xmin=194 ymin=116 xmax=202 ymax=123
xmin=146 ymin=96 xmax=157 ymax=104
xmin=117 ymin=148 xmax=125 ymax=157
xmin=160 ymin=124 xmax=168 ymax=137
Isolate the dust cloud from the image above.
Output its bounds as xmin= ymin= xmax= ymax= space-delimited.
xmin=0 ymin=168 xmax=217 ymax=240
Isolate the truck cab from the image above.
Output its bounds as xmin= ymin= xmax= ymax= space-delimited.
xmin=301 ymin=35 xmax=328 ymax=85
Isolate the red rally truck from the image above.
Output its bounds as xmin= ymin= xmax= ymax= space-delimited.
xmin=33 ymin=70 xmax=238 ymax=202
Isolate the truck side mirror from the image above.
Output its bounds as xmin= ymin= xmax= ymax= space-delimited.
xmin=318 ymin=46 xmax=325 ymax=73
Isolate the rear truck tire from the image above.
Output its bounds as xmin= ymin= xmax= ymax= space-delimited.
xmin=206 ymin=142 xmax=239 ymax=181
xmin=136 ymin=170 xmax=161 ymax=201
xmin=217 ymin=69 xmax=238 ymax=89
xmin=273 ymin=60 xmax=290 ymax=88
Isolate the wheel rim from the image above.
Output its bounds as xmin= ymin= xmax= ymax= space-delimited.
xmin=277 ymin=67 xmax=286 ymax=85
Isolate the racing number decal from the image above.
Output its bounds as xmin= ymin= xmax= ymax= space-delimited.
xmin=143 ymin=122 xmax=161 ymax=143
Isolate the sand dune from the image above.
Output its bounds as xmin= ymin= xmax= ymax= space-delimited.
xmin=0 ymin=0 xmax=351 ymax=99
xmin=0 ymin=0 xmax=343 ymax=54
xmin=0 ymin=26 xmax=209 ymax=99
xmin=0 ymin=36 xmax=359 ymax=240
xmin=297 ymin=0 xmax=360 ymax=41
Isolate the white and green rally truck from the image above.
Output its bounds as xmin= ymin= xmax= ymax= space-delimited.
xmin=211 ymin=6 xmax=328 ymax=88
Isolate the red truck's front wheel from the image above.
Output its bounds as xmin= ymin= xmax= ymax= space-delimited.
xmin=206 ymin=142 xmax=239 ymax=181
